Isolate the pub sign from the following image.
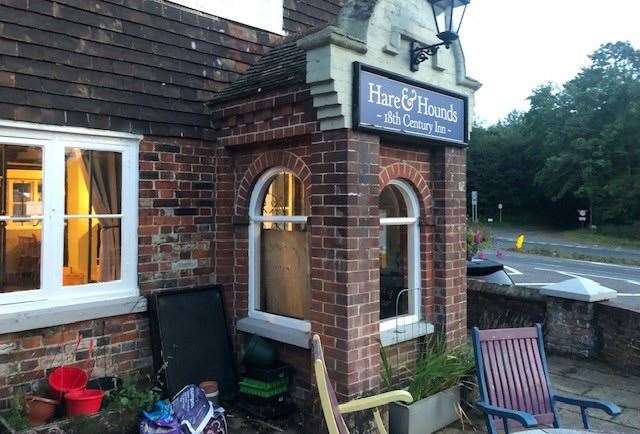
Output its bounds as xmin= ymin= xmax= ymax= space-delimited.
xmin=353 ymin=63 xmax=468 ymax=145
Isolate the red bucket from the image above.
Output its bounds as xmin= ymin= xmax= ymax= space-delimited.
xmin=48 ymin=366 xmax=88 ymax=399
xmin=64 ymin=389 xmax=104 ymax=416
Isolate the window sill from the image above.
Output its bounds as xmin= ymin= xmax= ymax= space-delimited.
xmin=0 ymin=294 xmax=146 ymax=334
xmin=380 ymin=321 xmax=434 ymax=347
xmin=237 ymin=317 xmax=310 ymax=349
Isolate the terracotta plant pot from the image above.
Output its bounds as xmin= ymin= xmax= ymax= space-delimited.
xmin=199 ymin=380 xmax=219 ymax=405
xmin=24 ymin=395 xmax=59 ymax=427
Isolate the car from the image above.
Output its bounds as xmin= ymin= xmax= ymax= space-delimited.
xmin=467 ymin=258 xmax=515 ymax=286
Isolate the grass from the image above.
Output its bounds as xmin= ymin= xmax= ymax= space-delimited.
xmin=509 ymin=247 xmax=640 ymax=267
xmin=562 ymin=224 xmax=640 ymax=249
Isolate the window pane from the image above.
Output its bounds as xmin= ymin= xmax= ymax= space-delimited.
xmin=1 ymin=145 xmax=43 ymax=217
xmin=260 ymin=222 xmax=309 ymax=320
xmin=0 ymin=221 xmax=41 ymax=292
xmin=380 ymin=184 xmax=407 ymax=218
xmin=262 ymin=172 xmax=304 ymax=216
xmin=380 ymin=224 xmax=409 ymax=320
xmin=64 ymin=217 xmax=121 ymax=285
xmin=65 ymin=149 xmax=122 ymax=215
xmin=0 ymin=144 xmax=43 ymax=294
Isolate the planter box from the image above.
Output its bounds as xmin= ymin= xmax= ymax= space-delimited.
xmin=389 ymin=385 xmax=461 ymax=434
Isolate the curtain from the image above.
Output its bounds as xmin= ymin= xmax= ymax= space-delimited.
xmin=82 ymin=152 xmax=121 ymax=282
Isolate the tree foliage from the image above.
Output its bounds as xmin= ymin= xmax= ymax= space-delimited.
xmin=468 ymin=41 xmax=640 ymax=226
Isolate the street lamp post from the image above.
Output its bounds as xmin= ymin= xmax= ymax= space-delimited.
xmin=410 ymin=0 xmax=470 ymax=71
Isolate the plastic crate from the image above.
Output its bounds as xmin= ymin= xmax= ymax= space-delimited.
xmin=244 ymin=364 xmax=291 ymax=382
xmin=238 ymin=393 xmax=296 ymax=419
xmin=239 ymin=378 xmax=289 ymax=398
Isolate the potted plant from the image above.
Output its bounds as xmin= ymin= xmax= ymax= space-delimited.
xmin=384 ymin=339 xmax=474 ymax=434
xmin=466 ymin=224 xmax=491 ymax=260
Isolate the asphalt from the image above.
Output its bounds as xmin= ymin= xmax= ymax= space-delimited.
xmin=492 ymin=227 xmax=640 ymax=262
xmin=480 ymin=249 xmax=640 ymax=312
xmin=482 ymin=226 xmax=640 ymax=311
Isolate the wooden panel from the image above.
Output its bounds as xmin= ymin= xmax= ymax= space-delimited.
xmin=478 ymin=327 xmax=538 ymax=341
xmin=261 ymin=229 xmax=310 ymax=319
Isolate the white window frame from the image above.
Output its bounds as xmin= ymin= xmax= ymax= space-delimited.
xmin=0 ymin=120 xmax=140 ymax=311
xmin=248 ymin=167 xmax=310 ymax=333
xmin=379 ymin=179 xmax=422 ymax=332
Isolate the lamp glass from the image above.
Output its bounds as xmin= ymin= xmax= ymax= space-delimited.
xmin=428 ymin=0 xmax=469 ymax=45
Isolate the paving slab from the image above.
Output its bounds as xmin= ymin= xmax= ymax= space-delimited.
xmin=438 ymin=355 xmax=640 ymax=434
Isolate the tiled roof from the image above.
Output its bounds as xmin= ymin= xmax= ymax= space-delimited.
xmin=207 ymin=40 xmax=307 ymax=105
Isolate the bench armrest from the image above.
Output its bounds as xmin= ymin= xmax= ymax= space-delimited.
xmin=554 ymin=395 xmax=621 ymax=416
xmin=338 ymin=390 xmax=413 ymax=414
xmin=476 ymin=401 xmax=538 ymax=428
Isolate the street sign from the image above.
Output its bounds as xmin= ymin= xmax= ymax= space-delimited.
xmin=577 ymin=209 xmax=588 ymax=226
xmin=471 ymin=191 xmax=478 ymax=223
xmin=498 ymin=203 xmax=503 ymax=210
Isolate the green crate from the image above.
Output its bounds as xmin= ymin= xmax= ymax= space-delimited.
xmin=239 ymin=377 xmax=289 ymax=398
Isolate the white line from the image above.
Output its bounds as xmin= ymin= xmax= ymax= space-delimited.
xmin=534 ymin=267 xmax=640 ymax=285
xmin=503 ymin=265 xmax=523 ymax=276
xmin=515 ymin=283 xmax=548 ymax=286
xmin=617 ymin=293 xmax=640 ymax=297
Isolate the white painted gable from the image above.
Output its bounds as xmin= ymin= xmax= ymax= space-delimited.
xmin=298 ymin=0 xmax=481 ymax=131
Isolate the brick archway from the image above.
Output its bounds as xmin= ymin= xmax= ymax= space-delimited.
xmin=236 ymin=150 xmax=312 ymax=216
xmin=379 ymin=162 xmax=433 ymax=224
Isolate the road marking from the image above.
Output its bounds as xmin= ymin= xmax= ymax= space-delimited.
xmin=534 ymin=268 xmax=640 ymax=286
xmin=503 ymin=265 xmax=523 ymax=276
xmin=515 ymin=283 xmax=548 ymax=286
xmin=617 ymin=293 xmax=640 ymax=297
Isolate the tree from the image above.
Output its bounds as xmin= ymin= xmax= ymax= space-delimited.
xmin=468 ymin=41 xmax=640 ymax=227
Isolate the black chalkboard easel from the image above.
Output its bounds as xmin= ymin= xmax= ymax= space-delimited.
xmin=148 ymin=285 xmax=237 ymax=398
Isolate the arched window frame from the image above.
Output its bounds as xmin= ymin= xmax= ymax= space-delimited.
xmin=379 ymin=179 xmax=422 ymax=332
xmin=248 ymin=167 xmax=310 ymax=332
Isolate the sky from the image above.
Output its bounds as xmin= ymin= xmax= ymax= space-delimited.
xmin=461 ymin=0 xmax=640 ymax=125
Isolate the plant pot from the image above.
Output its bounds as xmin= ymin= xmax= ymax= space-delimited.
xmin=48 ymin=366 xmax=88 ymax=400
xmin=389 ymin=385 xmax=461 ymax=434
xmin=243 ymin=335 xmax=277 ymax=368
xmin=64 ymin=389 xmax=104 ymax=417
xmin=24 ymin=395 xmax=59 ymax=427
xmin=199 ymin=380 xmax=219 ymax=405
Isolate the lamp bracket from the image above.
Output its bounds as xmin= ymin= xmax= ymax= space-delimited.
xmin=410 ymin=41 xmax=449 ymax=72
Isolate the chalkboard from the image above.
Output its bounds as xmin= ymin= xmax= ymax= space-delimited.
xmin=148 ymin=286 xmax=236 ymax=397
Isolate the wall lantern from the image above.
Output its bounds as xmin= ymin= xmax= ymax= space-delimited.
xmin=410 ymin=0 xmax=469 ymax=71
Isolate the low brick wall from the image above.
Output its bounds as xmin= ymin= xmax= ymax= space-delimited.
xmin=0 ymin=313 xmax=151 ymax=409
xmin=468 ymin=280 xmax=640 ymax=371
xmin=597 ymin=304 xmax=640 ymax=371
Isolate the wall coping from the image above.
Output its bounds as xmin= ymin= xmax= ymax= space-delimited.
xmin=0 ymin=295 xmax=147 ymax=334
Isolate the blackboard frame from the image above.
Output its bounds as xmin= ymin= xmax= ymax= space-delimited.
xmin=148 ymin=285 xmax=237 ymax=398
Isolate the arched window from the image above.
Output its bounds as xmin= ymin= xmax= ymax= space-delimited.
xmin=248 ymin=168 xmax=310 ymax=332
xmin=379 ymin=180 xmax=421 ymax=330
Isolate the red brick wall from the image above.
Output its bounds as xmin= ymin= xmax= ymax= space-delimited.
xmin=433 ymin=148 xmax=468 ymax=345
xmin=138 ymin=137 xmax=216 ymax=292
xmin=0 ymin=135 xmax=218 ymax=410
xmin=212 ymin=83 xmax=468 ymax=424
xmin=0 ymin=314 xmax=149 ymax=409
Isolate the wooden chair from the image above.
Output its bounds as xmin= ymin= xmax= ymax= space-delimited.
xmin=311 ymin=335 xmax=413 ymax=434
xmin=472 ymin=324 xmax=621 ymax=434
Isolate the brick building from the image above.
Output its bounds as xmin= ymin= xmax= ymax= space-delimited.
xmin=0 ymin=0 xmax=479 ymax=431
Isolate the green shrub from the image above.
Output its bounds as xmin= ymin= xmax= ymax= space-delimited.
xmin=381 ymin=337 xmax=475 ymax=402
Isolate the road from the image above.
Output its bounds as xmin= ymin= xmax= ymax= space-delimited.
xmin=482 ymin=249 xmax=640 ymax=311
xmin=492 ymin=227 xmax=640 ymax=262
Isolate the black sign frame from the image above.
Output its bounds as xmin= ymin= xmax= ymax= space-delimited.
xmin=352 ymin=62 xmax=470 ymax=146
